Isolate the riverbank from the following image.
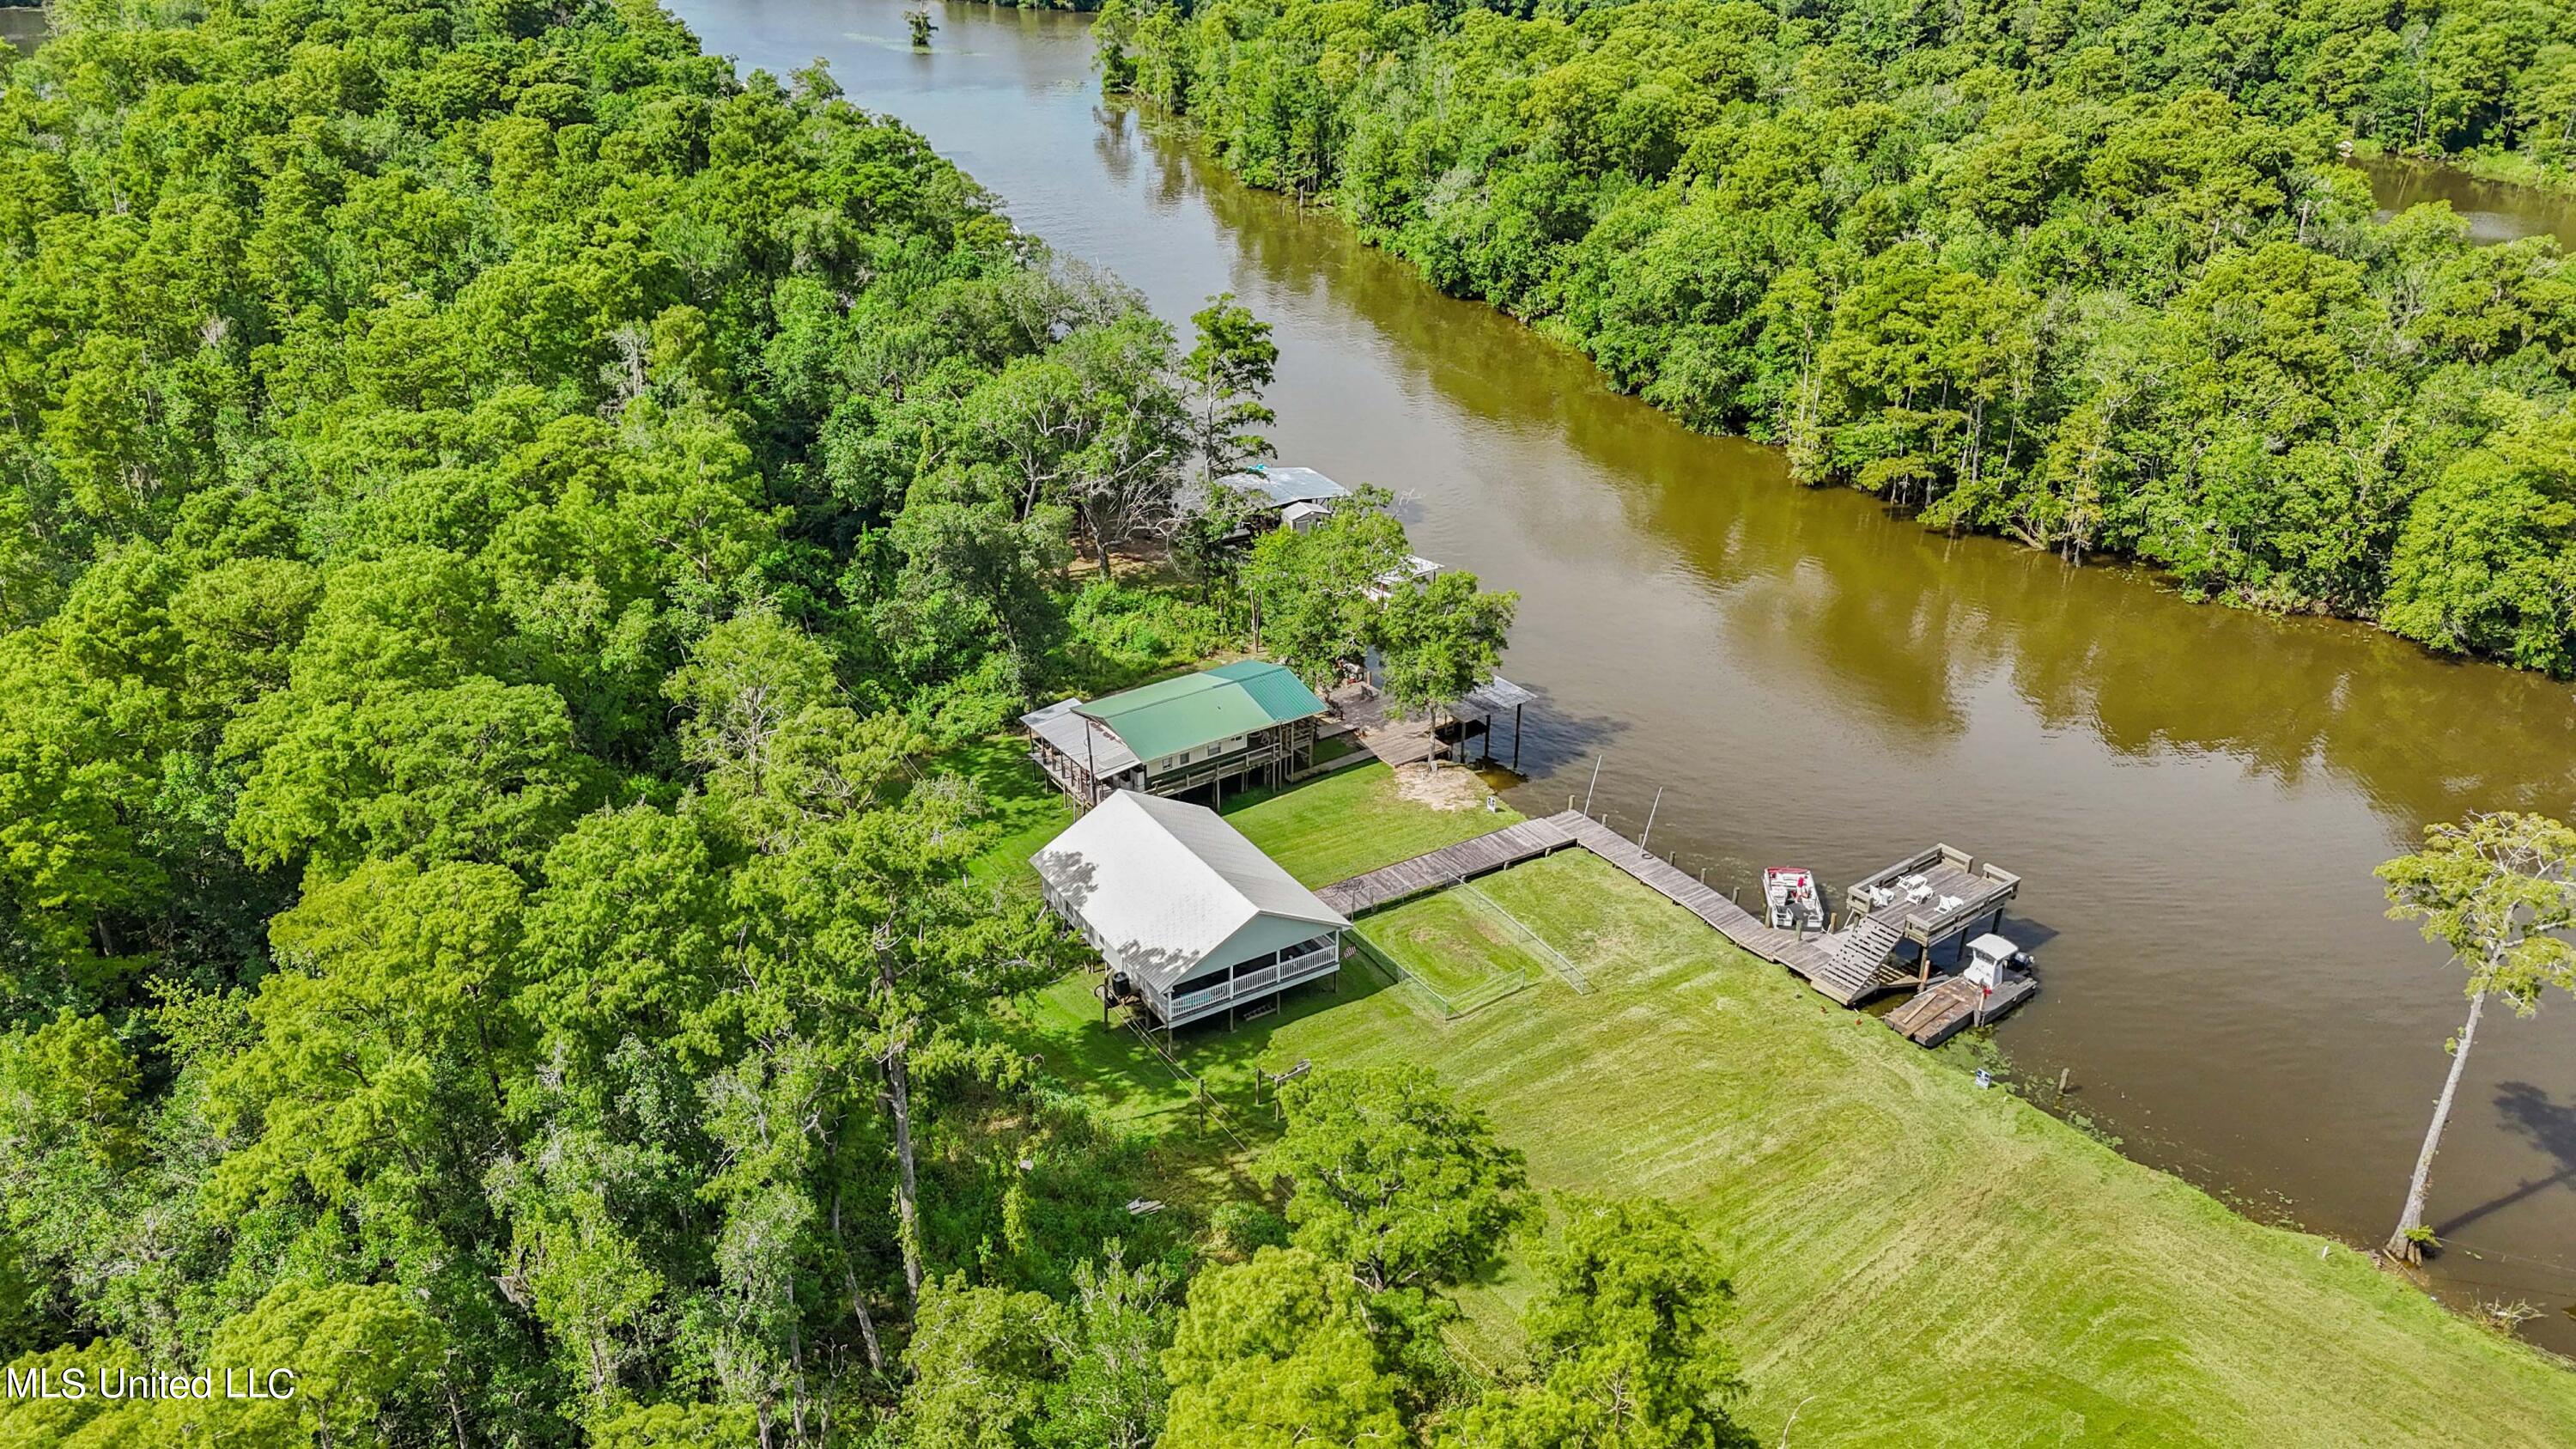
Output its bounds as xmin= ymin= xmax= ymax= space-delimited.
xmin=1101 ymin=0 xmax=2576 ymax=682
xmin=2350 ymin=138 xmax=2576 ymax=198
xmin=1005 ymin=764 xmax=2576 ymax=1443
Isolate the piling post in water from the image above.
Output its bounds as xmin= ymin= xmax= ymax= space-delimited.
xmin=1640 ymin=787 xmax=1664 ymax=851
xmin=1583 ymin=754 xmax=1604 ymax=815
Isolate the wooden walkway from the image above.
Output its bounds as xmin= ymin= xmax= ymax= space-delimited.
xmin=1324 ymin=682 xmax=1450 ymax=769
xmin=1315 ymin=816 xmax=1577 ymax=916
xmin=1543 ymin=813 xmax=1913 ymax=1005
xmin=1315 ymin=810 xmax=1917 ymax=1006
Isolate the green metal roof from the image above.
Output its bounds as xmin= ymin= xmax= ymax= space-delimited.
xmin=1076 ymin=661 xmax=1327 ymax=763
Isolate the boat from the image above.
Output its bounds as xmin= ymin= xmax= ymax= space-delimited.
xmin=1763 ymin=867 xmax=1826 ymax=933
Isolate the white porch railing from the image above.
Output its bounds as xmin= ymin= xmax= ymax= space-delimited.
xmin=1157 ymin=941 xmax=1339 ymax=1026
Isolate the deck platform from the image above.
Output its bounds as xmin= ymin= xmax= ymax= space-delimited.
xmin=1884 ymin=971 xmax=2038 ymax=1046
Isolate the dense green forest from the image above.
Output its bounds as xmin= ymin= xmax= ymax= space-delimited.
xmin=1100 ymin=0 xmax=2576 ymax=673
xmin=0 ymin=0 xmax=1561 ymax=1444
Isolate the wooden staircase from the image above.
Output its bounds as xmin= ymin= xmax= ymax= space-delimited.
xmin=1812 ymin=917 xmax=1903 ymax=1004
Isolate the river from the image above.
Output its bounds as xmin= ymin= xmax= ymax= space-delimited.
xmin=656 ymin=0 xmax=2576 ymax=1345
xmin=2358 ymin=153 xmax=2576 ymax=250
xmin=21 ymin=0 xmax=2568 ymax=1346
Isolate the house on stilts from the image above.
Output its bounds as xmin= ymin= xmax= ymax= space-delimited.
xmin=1022 ymin=661 xmax=1329 ymax=809
xmin=1033 ymin=790 xmax=1350 ymax=1033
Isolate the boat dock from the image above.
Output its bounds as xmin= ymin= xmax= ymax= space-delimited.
xmin=1885 ymin=971 xmax=2038 ymax=1046
xmin=1315 ymin=806 xmax=2035 ymax=1032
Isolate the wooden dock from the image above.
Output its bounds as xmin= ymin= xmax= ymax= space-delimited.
xmin=1884 ymin=971 xmax=2038 ymax=1046
xmin=1315 ymin=816 xmax=1577 ymax=916
xmin=1541 ymin=813 xmax=1913 ymax=1005
xmin=1315 ymin=811 xmax=2008 ymax=1012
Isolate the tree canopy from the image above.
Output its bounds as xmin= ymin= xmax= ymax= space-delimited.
xmin=1103 ymin=0 xmax=2576 ymax=675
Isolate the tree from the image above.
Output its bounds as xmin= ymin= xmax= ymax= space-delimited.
xmin=1242 ymin=487 xmax=1409 ymax=685
xmin=1449 ymin=1197 xmax=1752 ymax=1449
xmin=1375 ymin=569 xmax=1518 ymax=725
xmin=970 ymin=314 xmax=1190 ymax=574
xmin=1161 ymin=1246 xmax=1408 ymax=1448
xmin=891 ymin=1245 xmax=1176 ymax=1449
xmin=2373 ymin=813 xmax=2576 ymax=1263
xmin=897 ymin=1276 xmax=1062 ymax=1448
xmin=1182 ymin=293 xmax=1279 ymax=482
xmin=205 ymin=1282 xmax=445 ymax=1449
xmin=1267 ymin=1065 xmax=1530 ymax=1294
xmin=1037 ymin=1246 xmax=1176 ymax=1449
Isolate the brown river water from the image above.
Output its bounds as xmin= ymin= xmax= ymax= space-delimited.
xmin=656 ymin=0 xmax=2576 ymax=1349
xmin=26 ymin=0 xmax=2576 ymax=1346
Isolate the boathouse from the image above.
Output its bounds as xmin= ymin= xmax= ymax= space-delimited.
xmin=1033 ymin=791 xmax=1349 ymax=1031
xmin=1213 ymin=465 xmax=1350 ymax=533
xmin=1022 ymin=661 xmax=1329 ymax=808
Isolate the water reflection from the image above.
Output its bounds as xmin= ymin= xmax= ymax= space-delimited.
xmin=2354 ymin=155 xmax=2576 ymax=250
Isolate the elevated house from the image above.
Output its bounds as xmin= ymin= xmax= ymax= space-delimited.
xmin=1022 ymin=661 xmax=1329 ymax=808
xmin=1034 ymin=791 xmax=1349 ymax=1032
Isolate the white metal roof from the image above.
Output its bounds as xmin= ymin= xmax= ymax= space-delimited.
xmin=1031 ymin=791 xmax=1349 ymax=989
xmin=1020 ymin=697 xmax=1139 ymax=776
xmin=1217 ymin=465 xmax=1351 ymax=508
xmin=1967 ymin=933 xmax=2019 ymax=959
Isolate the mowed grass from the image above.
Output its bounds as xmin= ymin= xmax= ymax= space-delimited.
xmin=1264 ymin=850 xmax=2576 ymax=1445
xmin=1017 ymin=775 xmax=2576 ymax=1446
xmin=1358 ymin=888 xmax=1546 ymax=1012
xmin=946 ymin=736 xmax=1077 ymax=892
xmin=1222 ymin=761 xmax=1522 ymax=885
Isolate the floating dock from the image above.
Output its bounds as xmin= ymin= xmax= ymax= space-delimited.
xmin=1886 ymin=971 xmax=2039 ymax=1046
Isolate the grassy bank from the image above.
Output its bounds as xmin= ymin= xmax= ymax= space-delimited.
xmin=1005 ymin=764 xmax=2576 ymax=1446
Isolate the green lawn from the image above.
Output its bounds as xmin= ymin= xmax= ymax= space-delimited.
xmin=1357 ymin=887 xmax=1547 ymax=1015
xmin=1222 ymin=761 xmax=1523 ymax=885
xmin=946 ymin=736 xmax=1077 ymax=892
xmin=1018 ymin=778 xmax=2576 ymax=1446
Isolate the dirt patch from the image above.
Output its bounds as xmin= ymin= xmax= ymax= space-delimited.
xmin=1392 ymin=761 xmax=1492 ymax=813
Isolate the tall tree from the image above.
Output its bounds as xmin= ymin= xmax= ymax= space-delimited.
xmin=1449 ymin=1197 xmax=1753 ymax=1449
xmin=1267 ymin=1065 xmax=1530 ymax=1295
xmin=1374 ymin=569 xmax=1519 ymax=726
xmin=1160 ymin=1245 xmax=1408 ymax=1448
xmin=2374 ymin=812 xmax=2576 ymax=1263
xmin=1182 ymin=293 xmax=1280 ymax=482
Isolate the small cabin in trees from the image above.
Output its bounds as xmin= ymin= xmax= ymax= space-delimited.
xmin=1022 ymin=661 xmax=1329 ymax=808
xmin=1034 ymin=791 xmax=1349 ymax=1031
